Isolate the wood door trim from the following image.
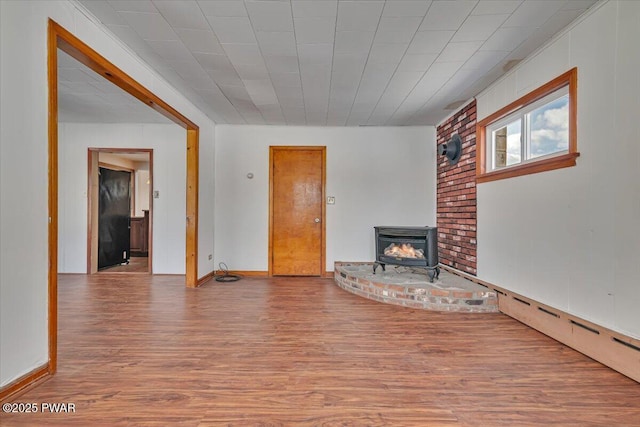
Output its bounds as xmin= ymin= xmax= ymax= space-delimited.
xmin=47 ymin=19 xmax=199 ymax=386
xmin=88 ymin=148 xmax=153 ymax=275
xmin=268 ymin=146 xmax=326 ymax=277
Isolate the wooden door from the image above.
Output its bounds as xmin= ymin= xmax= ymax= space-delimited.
xmin=270 ymin=146 xmax=325 ymax=276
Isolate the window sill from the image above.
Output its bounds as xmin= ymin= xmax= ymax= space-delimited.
xmin=477 ymin=152 xmax=580 ymax=184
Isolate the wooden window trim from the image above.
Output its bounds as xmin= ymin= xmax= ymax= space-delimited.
xmin=476 ymin=67 xmax=578 ymax=183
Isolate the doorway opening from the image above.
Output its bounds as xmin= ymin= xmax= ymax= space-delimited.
xmin=88 ymin=149 xmax=153 ymax=274
xmin=48 ymin=19 xmax=200 ymax=379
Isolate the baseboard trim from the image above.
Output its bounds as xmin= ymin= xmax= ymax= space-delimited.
xmin=439 ymin=264 xmax=640 ymax=383
xmin=0 ymin=364 xmax=51 ymax=402
xmin=323 ymin=271 xmax=334 ymax=278
xmin=216 ymin=270 xmax=269 ymax=277
xmin=197 ymin=270 xmax=215 ymax=286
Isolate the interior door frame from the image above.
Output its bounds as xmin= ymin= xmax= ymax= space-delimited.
xmin=268 ymin=146 xmax=326 ymax=277
xmin=48 ymin=20 xmax=200 ymax=379
xmin=88 ymin=148 xmax=153 ymax=275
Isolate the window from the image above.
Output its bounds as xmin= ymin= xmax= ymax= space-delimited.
xmin=477 ymin=68 xmax=578 ymax=183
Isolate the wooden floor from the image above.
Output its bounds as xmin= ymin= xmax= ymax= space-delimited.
xmin=3 ymin=275 xmax=639 ymax=426
xmin=99 ymin=256 xmax=148 ymax=273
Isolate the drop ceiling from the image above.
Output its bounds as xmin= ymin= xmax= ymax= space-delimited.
xmin=70 ymin=0 xmax=598 ymax=126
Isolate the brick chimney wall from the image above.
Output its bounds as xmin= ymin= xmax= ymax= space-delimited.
xmin=436 ymin=100 xmax=477 ymax=275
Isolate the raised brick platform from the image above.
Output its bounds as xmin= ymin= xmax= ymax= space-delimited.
xmin=334 ymin=262 xmax=498 ymax=313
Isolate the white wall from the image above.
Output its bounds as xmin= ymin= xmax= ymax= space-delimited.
xmin=135 ymin=167 xmax=150 ymax=217
xmin=215 ymin=125 xmax=436 ymax=272
xmin=0 ymin=0 xmax=216 ymax=387
xmin=475 ymin=1 xmax=640 ymax=339
xmin=58 ymin=123 xmax=186 ymax=274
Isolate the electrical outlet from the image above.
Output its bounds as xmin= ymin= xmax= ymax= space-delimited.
xmin=327 ymin=196 xmax=335 ymax=205
xmin=208 ymin=254 xmax=213 ymax=260
xmin=153 ymin=190 xmax=159 ymax=198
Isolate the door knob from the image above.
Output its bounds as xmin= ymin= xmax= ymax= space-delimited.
xmin=314 ymin=218 xmax=321 ymax=223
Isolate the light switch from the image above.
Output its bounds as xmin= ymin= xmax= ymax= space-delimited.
xmin=327 ymin=196 xmax=335 ymax=205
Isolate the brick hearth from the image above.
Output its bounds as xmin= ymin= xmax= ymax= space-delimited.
xmin=334 ymin=262 xmax=498 ymax=313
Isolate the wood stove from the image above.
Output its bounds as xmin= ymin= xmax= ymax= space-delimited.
xmin=373 ymin=226 xmax=440 ymax=282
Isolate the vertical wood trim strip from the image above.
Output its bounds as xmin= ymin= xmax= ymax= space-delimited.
xmin=268 ymin=147 xmax=275 ymax=277
xmin=568 ymin=68 xmax=578 ymax=153
xmin=148 ymin=150 xmax=154 ymax=274
xmin=321 ymin=147 xmax=327 ymax=277
xmin=186 ymin=128 xmax=199 ymax=287
xmin=47 ymin=19 xmax=59 ymax=376
xmin=86 ymin=150 xmax=93 ymax=274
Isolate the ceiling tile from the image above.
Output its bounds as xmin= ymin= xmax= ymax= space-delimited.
xmin=264 ymin=55 xmax=300 ymax=73
xmin=294 ymin=17 xmax=336 ymax=44
xmin=419 ymin=1 xmax=478 ymax=31
xmin=106 ymin=24 xmax=153 ymax=51
xmin=193 ymin=52 xmax=234 ymax=70
xmin=368 ymin=43 xmax=408 ymax=63
xmin=58 ymin=67 xmax=98 ymax=84
xmin=561 ymin=0 xmax=598 ymax=11
xmin=397 ymin=53 xmax=438 ymax=71
xmin=256 ymin=31 xmax=297 ymax=55
xmin=471 ymin=0 xmax=522 ymax=16
xmin=246 ymin=1 xmax=294 ymax=32
xmin=234 ymin=62 xmax=270 ymax=80
xmin=175 ymin=28 xmax=225 ymax=54
xmin=451 ymin=13 xmax=510 ymax=42
xmin=300 ymin=67 xmax=331 ymax=88
xmin=461 ymin=50 xmax=509 ymax=73
xmin=197 ymin=0 xmax=247 ymax=17
xmin=108 ymin=0 xmax=156 ymax=13
xmin=146 ymin=39 xmax=194 ymax=61
xmin=222 ymin=44 xmax=264 ymax=65
xmin=407 ymin=31 xmax=454 ymax=54
xmin=479 ymin=26 xmax=536 ymax=52
xmin=336 ymin=1 xmax=384 ymax=31
xmin=277 ymin=95 xmax=305 ymax=109
xmin=297 ymin=44 xmax=334 ymax=66
xmin=383 ymin=0 xmax=432 ymax=17
xmin=330 ymin=75 xmax=360 ymax=94
xmin=270 ymin=72 xmax=303 ymax=89
xmin=334 ymin=31 xmax=375 ymax=54
xmin=536 ymin=9 xmax=587 ymax=39
xmin=205 ymin=68 xmax=243 ymax=86
xmin=219 ymin=85 xmax=252 ymax=102
xmin=207 ymin=17 xmax=257 ymax=44
xmin=292 ymin=1 xmax=337 ymax=17
xmin=243 ymin=79 xmax=279 ymax=105
xmin=374 ymin=30 xmax=418 ymax=44
xmin=502 ymin=1 xmax=565 ymax=28
xmin=331 ymin=53 xmax=368 ymax=75
xmin=164 ymin=58 xmax=204 ymax=75
xmin=378 ymin=16 xmax=423 ymax=32
xmin=79 ymin=1 xmax=127 ymax=25
xmin=120 ymin=12 xmax=178 ymax=41
xmin=437 ymin=41 xmax=482 ymax=62
xmin=153 ymin=0 xmax=209 ymax=30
